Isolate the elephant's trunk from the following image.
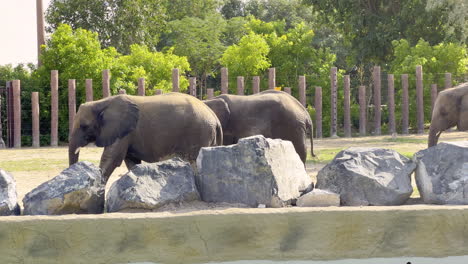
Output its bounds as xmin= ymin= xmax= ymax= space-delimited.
xmin=68 ymin=129 xmax=85 ymax=166
xmin=428 ymin=126 xmax=440 ymax=148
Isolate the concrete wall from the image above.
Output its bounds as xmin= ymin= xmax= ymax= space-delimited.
xmin=1 ymin=205 xmax=468 ymax=263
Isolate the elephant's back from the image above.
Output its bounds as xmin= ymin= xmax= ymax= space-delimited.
xmin=439 ymin=82 xmax=468 ymax=97
xmin=219 ymin=91 xmax=308 ymax=121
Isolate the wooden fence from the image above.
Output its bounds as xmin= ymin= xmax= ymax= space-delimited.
xmin=0 ymin=66 xmax=460 ymax=148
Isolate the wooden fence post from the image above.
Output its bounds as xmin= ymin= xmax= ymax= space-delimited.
xmin=12 ymin=80 xmax=21 ymax=148
xmin=268 ymin=68 xmax=275 ymax=90
xmin=51 ymin=70 xmax=58 ymax=147
xmin=359 ymin=86 xmax=366 ymax=136
xmin=330 ymin=67 xmax=338 ymax=137
xmin=85 ymin=79 xmax=93 ymax=102
xmin=373 ymin=66 xmax=381 ymax=135
xmin=299 ymin=75 xmax=306 ymax=107
xmin=445 ymin=73 xmax=452 ymax=89
xmin=252 ymin=76 xmax=260 ymax=94
xmin=401 ymin=74 xmax=409 ymax=134
xmin=221 ymin=67 xmax=228 ymax=94
xmin=0 ymin=92 xmax=3 ymax=148
xmin=172 ymin=68 xmax=179 ymax=92
xmin=32 ymin=92 xmax=40 ymax=148
xmin=237 ymin=76 xmax=244 ymax=95
xmin=207 ymin=89 xmax=214 ymax=99
xmin=416 ymin=65 xmax=424 ymax=134
xmin=68 ymin=79 xmax=76 ymax=141
xmin=315 ymin=86 xmax=322 ymax=138
xmin=102 ymin=69 xmax=110 ymax=98
xmin=343 ymin=75 xmax=351 ymax=137
xmin=284 ymin=87 xmax=291 ymax=94
xmin=431 ymin=84 xmax=438 ymax=116
xmin=118 ymin=89 xmax=126 ymax=94
xmin=138 ymin=78 xmax=145 ymax=96
xmin=388 ymin=74 xmax=395 ymax=135
xmin=6 ymin=81 xmax=14 ymax=148
xmin=189 ymin=77 xmax=197 ymax=97
xmin=155 ymin=89 xmax=162 ymax=95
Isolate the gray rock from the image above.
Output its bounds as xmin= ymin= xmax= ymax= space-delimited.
xmin=0 ymin=169 xmax=20 ymax=216
xmin=414 ymin=141 xmax=468 ymax=204
xmin=316 ymin=148 xmax=415 ymax=206
xmin=296 ymin=189 xmax=340 ymax=207
xmin=23 ymin=161 xmax=104 ymax=215
xmin=106 ymin=158 xmax=200 ymax=212
xmin=196 ymin=135 xmax=312 ymax=208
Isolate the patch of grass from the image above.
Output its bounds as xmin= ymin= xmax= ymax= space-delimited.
xmin=382 ymin=137 xmax=427 ymax=144
xmin=308 ymin=148 xmax=345 ymax=164
xmin=0 ymin=159 xmax=100 ymax=172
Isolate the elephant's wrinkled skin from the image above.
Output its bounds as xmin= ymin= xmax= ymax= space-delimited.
xmin=69 ymin=93 xmax=222 ymax=183
xmin=428 ymin=82 xmax=468 ymax=147
xmin=204 ymin=90 xmax=315 ymax=163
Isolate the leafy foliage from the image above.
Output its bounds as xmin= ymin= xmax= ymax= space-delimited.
xmin=46 ymin=0 xmax=168 ymax=54
xmin=113 ymin=45 xmax=190 ymax=94
xmin=390 ymin=39 xmax=468 ymax=129
xmin=220 ymin=32 xmax=271 ymax=80
xmin=167 ymin=14 xmax=226 ymax=93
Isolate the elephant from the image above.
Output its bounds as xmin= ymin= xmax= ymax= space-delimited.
xmin=428 ymin=82 xmax=468 ymax=147
xmin=204 ymin=90 xmax=315 ymax=163
xmin=69 ymin=93 xmax=222 ymax=183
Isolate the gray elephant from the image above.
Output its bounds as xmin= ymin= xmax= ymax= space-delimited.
xmin=204 ymin=90 xmax=315 ymax=163
xmin=428 ymin=82 xmax=468 ymax=147
xmin=69 ymin=93 xmax=222 ymax=183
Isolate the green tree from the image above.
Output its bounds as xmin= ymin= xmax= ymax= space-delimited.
xmin=303 ymin=0 xmax=464 ymax=68
xmin=390 ymin=39 xmax=468 ymax=129
xmin=112 ymin=45 xmax=190 ymax=94
xmin=46 ymin=0 xmax=167 ymax=54
xmin=220 ymin=31 xmax=271 ymax=93
xmin=244 ymin=0 xmax=316 ymax=30
xmin=35 ymin=24 xmax=119 ymax=142
xmin=168 ymin=14 xmax=227 ymax=94
xmin=165 ymin=0 xmax=220 ymax=20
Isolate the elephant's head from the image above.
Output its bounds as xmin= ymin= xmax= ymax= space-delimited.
xmin=204 ymin=98 xmax=230 ymax=131
xmin=428 ymin=87 xmax=468 ymax=147
xmin=69 ymin=95 xmax=139 ymax=165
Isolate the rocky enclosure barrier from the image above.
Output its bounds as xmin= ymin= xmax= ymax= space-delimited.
xmin=3 ymin=137 xmax=468 ymax=215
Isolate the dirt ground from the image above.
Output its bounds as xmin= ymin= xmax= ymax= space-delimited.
xmin=0 ymin=130 xmax=466 ymax=207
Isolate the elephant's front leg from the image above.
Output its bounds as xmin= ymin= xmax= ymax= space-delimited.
xmin=99 ymin=139 xmax=129 ymax=184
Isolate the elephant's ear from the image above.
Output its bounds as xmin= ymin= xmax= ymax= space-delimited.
xmin=93 ymin=95 xmax=139 ymax=147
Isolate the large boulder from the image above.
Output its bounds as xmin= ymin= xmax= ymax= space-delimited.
xmin=196 ymin=135 xmax=312 ymax=208
xmin=414 ymin=141 xmax=468 ymax=204
xmin=106 ymin=158 xmax=200 ymax=212
xmin=296 ymin=189 xmax=340 ymax=207
xmin=0 ymin=169 xmax=20 ymax=216
xmin=316 ymin=148 xmax=415 ymax=206
xmin=23 ymin=161 xmax=104 ymax=215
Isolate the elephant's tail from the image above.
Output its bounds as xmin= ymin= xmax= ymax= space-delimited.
xmin=215 ymin=122 xmax=223 ymax=146
xmin=307 ymin=119 xmax=316 ymax=158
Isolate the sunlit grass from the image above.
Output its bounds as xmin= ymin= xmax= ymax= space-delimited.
xmin=0 ymin=159 xmax=100 ymax=172
xmin=308 ymin=148 xmax=344 ymax=163
xmin=383 ymin=137 xmax=427 ymax=144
